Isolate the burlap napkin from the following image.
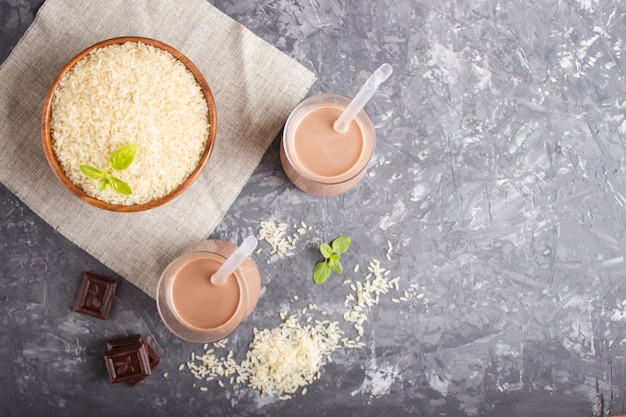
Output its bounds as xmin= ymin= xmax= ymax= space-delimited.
xmin=0 ymin=0 xmax=315 ymax=298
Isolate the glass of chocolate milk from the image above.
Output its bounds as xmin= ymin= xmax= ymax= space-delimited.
xmin=156 ymin=240 xmax=261 ymax=343
xmin=280 ymin=93 xmax=376 ymax=196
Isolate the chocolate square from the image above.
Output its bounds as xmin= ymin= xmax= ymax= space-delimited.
xmin=107 ymin=335 xmax=161 ymax=385
xmin=73 ymin=272 xmax=117 ymax=320
xmin=104 ymin=343 xmax=151 ymax=384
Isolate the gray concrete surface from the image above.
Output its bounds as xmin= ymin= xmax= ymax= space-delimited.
xmin=2 ymin=0 xmax=626 ymax=415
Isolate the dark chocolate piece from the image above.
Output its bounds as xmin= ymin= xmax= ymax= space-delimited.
xmin=73 ymin=272 xmax=117 ymax=320
xmin=104 ymin=343 xmax=151 ymax=384
xmin=106 ymin=334 xmax=161 ymax=385
xmin=107 ymin=335 xmax=161 ymax=368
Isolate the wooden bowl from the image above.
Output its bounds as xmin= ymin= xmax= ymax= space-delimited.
xmin=41 ymin=37 xmax=217 ymax=212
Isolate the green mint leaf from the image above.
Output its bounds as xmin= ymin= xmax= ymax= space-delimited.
xmin=108 ymin=176 xmax=132 ymax=195
xmin=332 ymin=236 xmax=351 ymax=255
xmin=80 ymin=165 xmax=104 ymax=179
xmin=329 ymin=258 xmax=343 ymax=274
xmin=320 ymin=243 xmax=333 ymax=259
xmin=313 ymin=261 xmax=331 ymax=284
xmin=97 ymin=178 xmax=108 ymax=192
xmin=109 ymin=144 xmax=137 ymax=171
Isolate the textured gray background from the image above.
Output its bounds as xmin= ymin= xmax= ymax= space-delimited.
xmin=2 ymin=0 xmax=626 ymax=416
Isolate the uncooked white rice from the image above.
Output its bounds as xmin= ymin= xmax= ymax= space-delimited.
xmin=50 ymin=41 xmax=210 ymax=205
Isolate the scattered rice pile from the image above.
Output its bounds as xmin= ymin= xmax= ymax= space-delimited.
xmin=242 ymin=315 xmax=344 ymax=398
xmin=257 ymin=220 xmax=312 ymax=258
xmin=184 ymin=314 xmax=344 ymax=400
xmin=342 ymin=259 xmax=402 ymax=339
xmin=50 ymin=41 xmax=210 ymax=205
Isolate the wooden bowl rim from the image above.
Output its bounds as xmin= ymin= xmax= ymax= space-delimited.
xmin=41 ymin=36 xmax=217 ymax=212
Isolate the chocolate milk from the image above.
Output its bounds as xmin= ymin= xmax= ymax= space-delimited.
xmin=281 ymin=93 xmax=376 ymax=196
xmin=170 ymin=255 xmax=241 ymax=329
xmin=157 ymin=240 xmax=261 ymax=343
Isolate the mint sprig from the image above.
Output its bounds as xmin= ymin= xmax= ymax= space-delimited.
xmin=313 ymin=236 xmax=351 ymax=284
xmin=80 ymin=144 xmax=137 ymax=195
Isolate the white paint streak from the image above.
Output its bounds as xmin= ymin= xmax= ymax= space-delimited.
xmin=428 ymin=371 xmax=450 ymax=396
xmin=356 ymin=360 xmax=400 ymax=397
xmin=379 ymin=200 xmax=407 ymax=230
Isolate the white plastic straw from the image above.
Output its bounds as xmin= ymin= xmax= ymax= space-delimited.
xmin=211 ymin=236 xmax=258 ymax=285
xmin=333 ymin=63 xmax=393 ymax=133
